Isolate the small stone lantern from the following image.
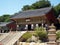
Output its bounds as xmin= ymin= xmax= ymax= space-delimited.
xmin=47 ymin=24 xmax=57 ymax=45
xmin=48 ymin=29 xmax=56 ymax=41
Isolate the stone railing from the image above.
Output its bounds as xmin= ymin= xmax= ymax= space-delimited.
xmin=19 ymin=42 xmax=47 ymax=45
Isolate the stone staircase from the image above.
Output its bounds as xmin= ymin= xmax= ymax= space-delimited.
xmin=0 ymin=31 xmax=27 ymax=45
xmin=0 ymin=33 xmax=9 ymax=41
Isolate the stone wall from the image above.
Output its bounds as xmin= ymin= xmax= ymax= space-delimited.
xmin=19 ymin=42 xmax=47 ymax=45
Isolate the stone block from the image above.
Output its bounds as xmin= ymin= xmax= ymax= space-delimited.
xmin=48 ymin=34 xmax=56 ymax=41
xmin=47 ymin=41 xmax=57 ymax=45
xmin=57 ymin=40 xmax=60 ymax=45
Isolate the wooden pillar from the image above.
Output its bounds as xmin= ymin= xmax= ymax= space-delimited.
xmin=16 ymin=25 xmax=19 ymax=31
xmin=36 ymin=24 xmax=39 ymax=27
xmin=31 ymin=24 xmax=34 ymax=30
xmin=25 ymin=24 xmax=28 ymax=30
xmin=33 ymin=24 xmax=36 ymax=29
xmin=10 ymin=28 xmax=12 ymax=32
xmin=42 ymin=23 xmax=44 ymax=27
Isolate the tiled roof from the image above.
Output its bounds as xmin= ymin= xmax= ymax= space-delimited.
xmin=11 ymin=7 xmax=52 ymax=19
xmin=0 ymin=22 xmax=11 ymax=26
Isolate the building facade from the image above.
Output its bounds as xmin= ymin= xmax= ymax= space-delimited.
xmin=10 ymin=7 xmax=57 ymax=31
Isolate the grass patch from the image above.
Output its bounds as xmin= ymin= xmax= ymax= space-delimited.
xmin=21 ymin=32 xmax=32 ymax=42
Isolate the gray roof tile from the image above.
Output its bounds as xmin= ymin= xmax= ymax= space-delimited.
xmin=11 ymin=7 xmax=52 ymax=19
xmin=0 ymin=22 xmax=11 ymax=26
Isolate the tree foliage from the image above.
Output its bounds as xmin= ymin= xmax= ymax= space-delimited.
xmin=0 ymin=14 xmax=10 ymax=22
xmin=22 ymin=5 xmax=31 ymax=11
xmin=22 ymin=0 xmax=51 ymax=11
xmin=56 ymin=30 xmax=60 ymax=39
xmin=54 ymin=4 xmax=60 ymax=17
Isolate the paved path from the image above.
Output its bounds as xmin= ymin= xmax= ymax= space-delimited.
xmin=0 ymin=31 xmax=26 ymax=45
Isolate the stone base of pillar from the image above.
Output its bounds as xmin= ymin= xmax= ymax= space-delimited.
xmin=47 ymin=41 xmax=57 ymax=45
xmin=57 ymin=40 xmax=60 ymax=45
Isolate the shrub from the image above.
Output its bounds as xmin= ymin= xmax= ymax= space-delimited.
xmin=35 ymin=27 xmax=45 ymax=31
xmin=21 ymin=32 xmax=32 ymax=42
xmin=56 ymin=30 xmax=60 ymax=40
xmin=34 ymin=27 xmax=48 ymax=42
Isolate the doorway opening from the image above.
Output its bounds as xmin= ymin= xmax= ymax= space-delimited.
xmin=28 ymin=24 xmax=31 ymax=30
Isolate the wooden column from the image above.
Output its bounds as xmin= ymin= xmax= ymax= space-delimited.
xmin=25 ymin=24 xmax=28 ymax=30
xmin=16 ymin=25 xmax=19 ymax=31
xmin=31 ymin=24 xmax=35 ymax=30
xmin=36 ymin=24 xmax=39 ymax=27
xmin=31 ymin=24 xmax=34 ymax=30
xmin=2 ymin=30 xmax=4 ymax=33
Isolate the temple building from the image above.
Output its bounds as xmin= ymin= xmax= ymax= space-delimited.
xmin=10 ymin=7 xmax=57 ymax=31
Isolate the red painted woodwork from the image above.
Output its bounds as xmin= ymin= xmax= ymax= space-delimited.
xmin=46 ymin=9 xmax=57 ymax=23
xmin=7 ymin=22 xmax=16 ymax=31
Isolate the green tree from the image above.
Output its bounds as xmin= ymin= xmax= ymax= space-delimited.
xmin=22 ymin=5 xmax=31 ymax=11
xmin=54 ymin=3 xmax=60 ymax=17
xmin=22 ymin=0 xmax=51 ymax=11
xmin=0 ymin=14 xmax=10 ymax=22
xmin=32 ymin=0 xmax=51 ymax=9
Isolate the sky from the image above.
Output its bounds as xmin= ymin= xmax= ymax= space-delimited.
xmin=0 ymin=0 xmax=60 ymax=15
